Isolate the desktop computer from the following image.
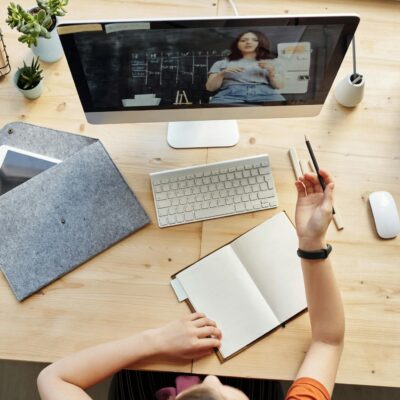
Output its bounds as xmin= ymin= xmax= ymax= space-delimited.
xmin=58 ymin=14 xmax=359 ymax=148
xmin=57 ymin=14 xmax=359 ymax=227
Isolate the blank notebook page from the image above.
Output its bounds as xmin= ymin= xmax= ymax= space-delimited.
xmin=176 ymin=245 xmax=279 ymax=359
xmin=231 ymin=212 xmax=307 ymax=323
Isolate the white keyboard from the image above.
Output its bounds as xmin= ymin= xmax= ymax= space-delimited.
xmin=150 ymin=154 xmax=278 ymax=228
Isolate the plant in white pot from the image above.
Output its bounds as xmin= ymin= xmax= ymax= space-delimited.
xmin=6 ymin=0 xmax=69 ymax=63
xmin=14 ymin=56 xmax=44 ymax=99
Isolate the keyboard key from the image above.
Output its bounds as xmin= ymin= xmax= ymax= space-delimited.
xmin=244 ymin=186 xmax=252 ymax=194
xmin=159 ymin=208 xmax=168 ymax=217
xmin=156 ymin=192 xmax=168 ymax=201
xmin=250 ymin=192 xmax=258 ymax=200
xmin=158 ymin=199 xmax=171 ymax=208
xmin=235 ymin=203 xmax=245 ymax=212
xmin=253 ymin=200 xmax=261 ymax=209
xmin=195 ymin=204 xmax=235 ymax=219
xmin=236 ymin=187 xmax=244 ymax=195
xmin=194 ymin=202 xmax=202 ymax=210
xmin=159 ymin=216 xmax=168 ymax=226
xmin=258 ymin=191 xmax=269 ymax=199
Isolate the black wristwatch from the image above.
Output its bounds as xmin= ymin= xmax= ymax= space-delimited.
xmin=297 ymin=244 xmax=332 ymax=260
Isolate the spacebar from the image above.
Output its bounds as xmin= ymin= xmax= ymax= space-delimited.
xmin=195 ymin=204 xmax=236 ymax=220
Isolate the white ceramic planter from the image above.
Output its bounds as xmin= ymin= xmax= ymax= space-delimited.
xmin=334 ymin=73 xmax=365 ymax=107
xmin=32 ymin=17 xmax=64 ymax=63
xmin=14 ymin=70 xmax=43 ymax=100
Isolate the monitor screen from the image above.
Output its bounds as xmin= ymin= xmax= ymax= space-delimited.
xmin=58 ymin=15 xmax=359 ymax=147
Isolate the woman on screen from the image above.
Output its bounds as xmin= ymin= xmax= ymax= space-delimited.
xmin=206 ymin=31 xmax=285 ymax=104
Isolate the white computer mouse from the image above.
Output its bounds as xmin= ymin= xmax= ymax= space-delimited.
xmin=369 ymin=191 xmax=400 ymax=239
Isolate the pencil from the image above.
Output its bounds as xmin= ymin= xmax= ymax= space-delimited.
xmin=304 ymin=135 xmax=326 ymax=190
xmin=304 ymin=135 xmax=337 ymax=216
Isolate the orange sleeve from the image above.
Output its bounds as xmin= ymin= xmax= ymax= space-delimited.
xmin=285 ymin=377 xmax=330 ymax=400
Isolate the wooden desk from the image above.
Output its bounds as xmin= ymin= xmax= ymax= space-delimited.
xmin=0 ymin=0 xmax=399 ymax=388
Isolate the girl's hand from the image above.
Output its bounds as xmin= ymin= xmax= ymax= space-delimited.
xmin=258 ymin=60 xmax=276 ymax=76
xmin=150 ymin=312 xmax=222 ymax=359
xmin=294 ymin=169 xmax=334 ymax=250
xmin=220 ymin=67 xmax=245 ymax=75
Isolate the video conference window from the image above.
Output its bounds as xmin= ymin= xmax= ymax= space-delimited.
xmin=73 ymin=24 xmax=344 ymax=110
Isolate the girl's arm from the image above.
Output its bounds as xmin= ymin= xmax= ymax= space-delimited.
xmin=293 ymin=170 xmax=345 ymax=396
xmin=205 ymin=67 xmax=245 ymax=91
xmin=37 ymin=313 xmax=221 ymax=400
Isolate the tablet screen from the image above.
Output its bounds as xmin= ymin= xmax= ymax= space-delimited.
xmin=0 ymin=150 xmax=58 ymax=196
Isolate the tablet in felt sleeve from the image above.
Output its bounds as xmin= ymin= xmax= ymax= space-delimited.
xmin=0 ymin=122 xmax=150 ymax=301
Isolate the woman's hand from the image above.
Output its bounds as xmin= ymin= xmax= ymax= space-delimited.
xmin=294 ymin=169 xmax=334 ymax=250
xmin=220 ymin=67 xmax=245 ymax=75
xmin=258 ymin=60 xmax=276 ymax=75
xmin=150 ymin=312 xmax=222 ymax=359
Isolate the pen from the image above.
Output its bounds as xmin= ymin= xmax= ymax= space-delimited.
xmin=304 ymin=135 xmax=336 ymax=215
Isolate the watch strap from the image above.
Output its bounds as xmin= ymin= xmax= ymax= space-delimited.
xmin=297 ymin=243 xmax=332 ymax=260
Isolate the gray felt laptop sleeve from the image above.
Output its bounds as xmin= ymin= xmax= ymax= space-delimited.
xmin=0 ymin=122 xmax=150 ymax=301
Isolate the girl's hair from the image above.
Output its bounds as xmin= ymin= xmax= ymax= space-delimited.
xmin=228 ymin=30 xmax=275 ymax=61
xmin=177 ymin=386 xmax=223 ymax=400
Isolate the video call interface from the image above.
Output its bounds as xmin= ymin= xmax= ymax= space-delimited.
xmin=71 ymin=23 xmax=347 ymax=110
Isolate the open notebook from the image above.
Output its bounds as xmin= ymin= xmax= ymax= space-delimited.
xmin=171 ymin=212 xmax=307 ymax=361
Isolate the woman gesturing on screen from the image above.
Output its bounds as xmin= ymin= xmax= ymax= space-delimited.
xmin=206 ymin=31 xmax=285 ymax=104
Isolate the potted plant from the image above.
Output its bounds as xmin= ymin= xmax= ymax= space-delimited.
xmin=14 ymin=57 xmax=44 ymax=99
xmin=6 ymin=0 xmax=69 ymax=63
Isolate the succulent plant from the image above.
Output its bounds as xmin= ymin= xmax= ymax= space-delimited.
xmin=17 ymin=57 xmax=43 ymax=90
xmin=6 ymin=0 xmax=69 ymax=47
xmin=37 ymin=0 xmax=69 ymax=17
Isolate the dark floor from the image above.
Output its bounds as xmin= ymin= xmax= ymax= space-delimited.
xmin=1 ymin=359 xmax=398 ymax=400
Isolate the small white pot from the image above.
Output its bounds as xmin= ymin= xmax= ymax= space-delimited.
xmin=14 ymin=70 xmax=43 ymax=100
xmin=334 ymin=73 xmax=365 ymax=107
xmin=31 ymin=16 xmax=64 ymax=63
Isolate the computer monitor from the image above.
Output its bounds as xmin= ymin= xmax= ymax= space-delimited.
xmin=58 ymin=14 xmax=359 ymax=148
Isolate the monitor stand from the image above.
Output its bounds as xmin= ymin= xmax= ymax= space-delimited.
xmin=167 ymin=120 xmax=239 ymax=149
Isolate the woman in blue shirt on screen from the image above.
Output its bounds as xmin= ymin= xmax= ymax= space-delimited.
xmin=206 ymin=31 xmax=285 ymax=104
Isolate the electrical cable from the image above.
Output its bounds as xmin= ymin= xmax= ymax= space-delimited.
xmin=227 ymin=0 xmax=239 ymax=16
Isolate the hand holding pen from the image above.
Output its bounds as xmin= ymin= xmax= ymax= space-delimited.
xmin=303 ymin=135 xmax=344 ymax=230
